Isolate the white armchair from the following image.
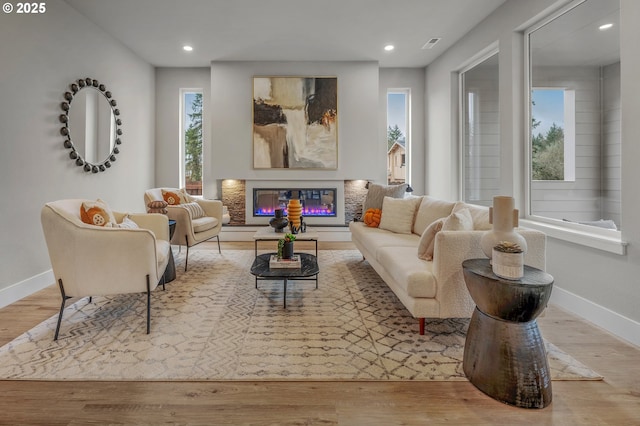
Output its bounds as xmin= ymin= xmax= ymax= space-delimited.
xmin=144 ymin=188 xmax=223 ymax=271
xmin=41 ymin=199 xmax=171 ymax=340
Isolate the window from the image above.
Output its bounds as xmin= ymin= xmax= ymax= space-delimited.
xmin=387 ymin=90 xmax=410 ymax=185
xmin=180 ymin=90 xmax=203 ymax=195
xmin=531 ymin=88 xmax=575 ymax=182
xmin=527 ymin=0 xmax=621 ymax=238
xmin=460 ymin=51 xmax=499 ymax=206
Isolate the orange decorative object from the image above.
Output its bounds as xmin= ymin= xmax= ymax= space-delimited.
xmin=162 ymin=190 xmax=182 ymax=205
xmin=363 ymin=208 xmax=382 ymax=227
xmin=287 ymin=199 xmax=303 ymax=228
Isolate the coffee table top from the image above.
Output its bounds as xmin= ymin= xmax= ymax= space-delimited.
xmin=253 ymin=227 xmax=319 ymax=241
xmin=250 ymin=253 xmax=319 ymax=278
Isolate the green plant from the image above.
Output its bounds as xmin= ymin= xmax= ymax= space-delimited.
xmin=493 ymin=241 xmax=523 ymax=253
xmin=277 ymin=233 xmax=296 ymax=257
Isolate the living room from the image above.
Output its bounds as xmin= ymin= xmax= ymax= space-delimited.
xmin=1 ymin=0 xmax=639 ymax=423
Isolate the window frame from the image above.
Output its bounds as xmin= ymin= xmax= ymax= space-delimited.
xmin=523 ymin=0 xmax=625 ymax=255
xmin=179 ymin=88 xmax=204 ymax=195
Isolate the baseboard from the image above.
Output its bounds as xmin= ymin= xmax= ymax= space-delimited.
xmin=550 ymin=286 xmax=640 ymax=348
xmin=0 ymin=269 xmax=54 ymax=309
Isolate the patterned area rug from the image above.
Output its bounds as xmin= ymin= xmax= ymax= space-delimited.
xmin=0 ymin=250 xmax=602 ymax=381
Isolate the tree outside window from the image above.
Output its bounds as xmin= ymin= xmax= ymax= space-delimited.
xmin=184 ymin=92 xmax=203 ymax=195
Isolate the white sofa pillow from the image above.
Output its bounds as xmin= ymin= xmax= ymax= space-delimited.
xmin=442 ymin=208 xmax=474 ymax=231
xmin=417 ymin=218 xmax=445 ymax=260
xmin=379 ymin=196 xmax=420 ymax=234
xmin=452 ymin=202 xmax=491 ymax=230
xmin=181 ymin=202 xmax=206 ymax=219
xmin=413 ymin=196 xmax=456 ymax=235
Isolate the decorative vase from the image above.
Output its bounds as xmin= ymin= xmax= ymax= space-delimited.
xmin=282 ymin=241 xmax=294 ymax=259
xmin=492 ymin=249 xmax=524 ymax=280
xmin=480 ymin=196 xmax=527 ymax=260
xmin=287 ymin=198 xmax=302 ymax=229
xmin=269 ymin=209 xmax=288 ymax=233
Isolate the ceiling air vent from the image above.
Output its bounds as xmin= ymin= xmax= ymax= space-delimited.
xmin=421 ymin=38 xmax=441 ymax=50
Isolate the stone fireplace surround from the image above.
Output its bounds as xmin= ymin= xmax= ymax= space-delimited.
xmin=221 ymin=179 xmax=368 ymax=227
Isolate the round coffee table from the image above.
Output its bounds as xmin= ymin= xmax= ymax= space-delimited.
xmin=462 ymin=258 xmax=554 ymax=408
xmin=250 ymin=253 xmax=319 ymax=308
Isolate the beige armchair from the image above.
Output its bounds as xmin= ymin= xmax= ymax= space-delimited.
xmin=144 ymin=188 xmax=222 ymax=271
xmin=41 ymin=199 xmax=171 ymax=340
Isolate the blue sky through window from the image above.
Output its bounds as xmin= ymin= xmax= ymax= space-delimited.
xmin=387 ymin=93 xmax=407 ymax=138
xmin=532 ymin=89 xmax=564 ymax=135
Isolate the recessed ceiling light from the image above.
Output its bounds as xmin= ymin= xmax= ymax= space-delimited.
xmin=183 ymin=45 xmax=193 ymax=52
xmin=384 ymin=44 xmax=395 ymax=52
xmin=599 ymin=23 xmax=613 ymax=30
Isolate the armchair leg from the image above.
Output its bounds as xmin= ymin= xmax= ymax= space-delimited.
xmin=184 ymin=236 xmax=190 ymax=272
xmin=216 ymin=235 xmax=221 ymax=254
xmin=146 ymin=274 xmax=151 ymax=334
xmin=54 ymin=279 xmax=72 ymax=341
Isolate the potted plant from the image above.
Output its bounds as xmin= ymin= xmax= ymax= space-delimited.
xmin=492 ymin=241 xmax=524 ymax=280
xmin=277 ymin=233 xmax=296 ymax=259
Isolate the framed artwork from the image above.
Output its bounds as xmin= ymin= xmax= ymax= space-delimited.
xmin=253 ymin=76 xmax=337 ymax=169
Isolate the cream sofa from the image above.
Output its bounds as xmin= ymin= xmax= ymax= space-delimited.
xmin=349 ymin=196 xmax=546 ymax=334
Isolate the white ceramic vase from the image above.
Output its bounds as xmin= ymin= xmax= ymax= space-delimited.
xmin=480 ymin=196 xmax=527 ymax=260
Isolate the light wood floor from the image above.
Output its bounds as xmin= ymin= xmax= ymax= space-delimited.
xmin=1 ymin=242 xmax=638 ymax=425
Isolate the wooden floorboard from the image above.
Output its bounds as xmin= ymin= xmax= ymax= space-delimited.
xmin=1 ymin=243 xmax=638 ymax=425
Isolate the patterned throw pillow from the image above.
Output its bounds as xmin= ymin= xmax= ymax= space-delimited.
xmin=162 ymin=189 xmax=187 ymax=205
xmin=80 ymin=199 xmax=116 ymax=227
xmin=181 ymin=202 xmax=206 ymax=219
xmin=147 ymin=200 xmax=168 ymax=214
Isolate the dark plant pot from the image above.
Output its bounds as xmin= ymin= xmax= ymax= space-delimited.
xmin=269 ymin=209 xmax=289 ymax=233
xmin=282 ymin=241 xmax=294 ymax=259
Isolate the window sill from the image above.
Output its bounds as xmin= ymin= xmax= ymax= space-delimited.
xmin=520 ymin=219 xmax=627 ymax=255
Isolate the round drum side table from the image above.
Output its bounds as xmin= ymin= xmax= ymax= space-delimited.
xmin=462 ymin=258 xmax=554 ymax=409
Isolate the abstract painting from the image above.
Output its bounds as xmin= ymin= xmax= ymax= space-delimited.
xmin=253 ymin=76 xmax=337 ymax=169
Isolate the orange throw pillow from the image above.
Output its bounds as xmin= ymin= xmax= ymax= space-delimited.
xmin=363 ymin=208 xmax=382 ymax=228
xmin=162 ymin=190 xmax=183 ymax=205
xmin=80 ymin=200 xmax=115 ymax=227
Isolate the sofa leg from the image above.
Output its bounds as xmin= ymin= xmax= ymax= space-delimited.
xmin=419 ymin=318 xmax=425 ymax=335
xmin=184 ymin=235 xmax=190 ymax=272
xmin=54 ymin=279 xmax=72 ymax=341
xmin=216 ymin=235 xmax=221 ymax=254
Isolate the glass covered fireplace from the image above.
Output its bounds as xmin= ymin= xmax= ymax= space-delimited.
xmin=253 ymin=188 xmax=337 ymax=218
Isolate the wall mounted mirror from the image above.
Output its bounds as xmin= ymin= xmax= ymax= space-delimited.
xmin=59 ymin=77 xmax=122 ymax=173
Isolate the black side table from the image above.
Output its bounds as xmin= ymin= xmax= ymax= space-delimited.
xmin=462 ymin=258 xmax=554 ymax=408
xmin=162 ymin=219 xmax=177 ymax=283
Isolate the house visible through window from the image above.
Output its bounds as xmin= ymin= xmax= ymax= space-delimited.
xmin=181 ymin=90 xmax=203 ymax=195
xmin=387 ymin=90 xmax=410 ymax=185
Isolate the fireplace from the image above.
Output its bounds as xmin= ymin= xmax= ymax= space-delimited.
xmin=244 ymin=180 xmax=347 ymax=226
xmin=253 ymin=188 xmax=337 ymax=218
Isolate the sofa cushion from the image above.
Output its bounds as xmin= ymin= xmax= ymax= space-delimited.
xmin=417 ymin=218 xmax=444 ymax=261
xmin=379 ymin=196 xmax=420 ymax=234
xmin=442 ymin=208 xmax=474 ymax=231
xmin=452 ymin=202 xmax=491 ymax=230
xmin=192 ymin=216 xmax=218 ymax=233
xmin=363 ymin=183 xmax=408 ymax=212
xmin=377 ymin=246 xmax=437 ymax=298
xmin=350 ymin=222 xmax=419 ymax=255
xmin=413 ymin=196 xmax=456 ymax=236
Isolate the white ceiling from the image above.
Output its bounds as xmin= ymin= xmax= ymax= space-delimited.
xmin=63 ymin=0 xmax=506 ymax=68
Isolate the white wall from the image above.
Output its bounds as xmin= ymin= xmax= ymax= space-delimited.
xmin=0 ymin=0 xmax=155 ymax=304
xmin=379 ymin=68 xmax=426 ymax=195
xmin=425 ymin=0 xmax=640 ymax=345
xmin=209 ymin=61 xmax=381 ymax=199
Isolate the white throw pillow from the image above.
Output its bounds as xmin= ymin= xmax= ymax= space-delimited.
xmin=378 ymin=196 xmax=420 ymax=234
xmin=115 ymin=215 xmax=140 ymax=229
xmin=417 ymin=218 xmax=445 ymax=261
xmin=452 ymin=202 xmax=491 ymax=230
xmin=413 ymin=196 xmax=457 ymax=236
xmin=442 ymin=208 xmax=474 ymax=231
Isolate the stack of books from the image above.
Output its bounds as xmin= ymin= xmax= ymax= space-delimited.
xmin=269 ymin=254 xmax=301 ymax=269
